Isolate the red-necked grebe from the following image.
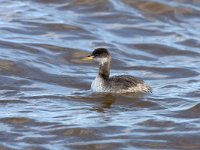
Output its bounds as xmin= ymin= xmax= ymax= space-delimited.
xmin=82 ymin=48 xmax=151 ymax=93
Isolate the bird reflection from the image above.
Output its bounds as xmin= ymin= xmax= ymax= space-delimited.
xmin=90 ymin=93 xmax=116 ymax=112
xmin=90 ymin=92 xmax=146 ymax=113
xmin=71 ymin=90 xmax=147 ymax=113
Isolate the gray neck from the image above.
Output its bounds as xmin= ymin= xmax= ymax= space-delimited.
xmin=98 ymin=60 xmax=110 ymax=80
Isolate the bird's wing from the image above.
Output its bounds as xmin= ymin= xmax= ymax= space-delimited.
xmin=108 ymin=75 xmax=144 ymax=89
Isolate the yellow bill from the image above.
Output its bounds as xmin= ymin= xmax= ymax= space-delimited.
xmin=82 ymin=55 xmax=94 ymax=61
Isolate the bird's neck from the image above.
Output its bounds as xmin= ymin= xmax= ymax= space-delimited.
xmin=98 ymin=60 xmax=110 ymax=80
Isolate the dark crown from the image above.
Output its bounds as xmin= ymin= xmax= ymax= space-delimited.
xmin=92 ymin=48 xmax=110 ymax=57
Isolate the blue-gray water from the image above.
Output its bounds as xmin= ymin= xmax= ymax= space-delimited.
xmin=0 ymin=0 xmax=200 ymax=149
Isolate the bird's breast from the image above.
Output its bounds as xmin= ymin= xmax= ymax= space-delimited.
xmin=91 ymin=76 xmax=106 ymax=92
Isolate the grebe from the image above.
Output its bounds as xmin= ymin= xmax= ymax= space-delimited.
xmin=82 ymin=48 xmax=151 ymax=93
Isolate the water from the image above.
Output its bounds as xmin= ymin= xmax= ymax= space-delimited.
xmin=0 ymin=0 xmax=200 ymax=149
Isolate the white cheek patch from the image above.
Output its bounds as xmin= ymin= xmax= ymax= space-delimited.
xmin=95 ymin=57 xmax=110 ymax=64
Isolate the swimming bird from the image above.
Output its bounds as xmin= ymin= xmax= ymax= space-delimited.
xmin=82 ymin=48 xmax=151 ymax=93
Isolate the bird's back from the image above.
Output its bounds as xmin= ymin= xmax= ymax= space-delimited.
xmin=106 ymin=75 xmax=151 ymax=93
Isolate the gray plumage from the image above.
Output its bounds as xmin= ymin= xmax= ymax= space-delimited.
xmin=102 ymin=75 xmax=151 ymax=93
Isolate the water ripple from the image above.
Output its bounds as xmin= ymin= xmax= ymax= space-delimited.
xmin=0 ymin=0 xmax=200 ymax=149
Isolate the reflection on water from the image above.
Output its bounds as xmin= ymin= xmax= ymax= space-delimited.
xmin=0 ymin=0 xmax=200 ymax=149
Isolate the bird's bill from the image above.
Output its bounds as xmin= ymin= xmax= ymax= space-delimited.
xmin=82 ymin=55 xmax=94 ymax=61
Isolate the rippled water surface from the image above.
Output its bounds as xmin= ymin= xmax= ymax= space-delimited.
xmin=1 ymin=0 xmax=200 ymax=149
